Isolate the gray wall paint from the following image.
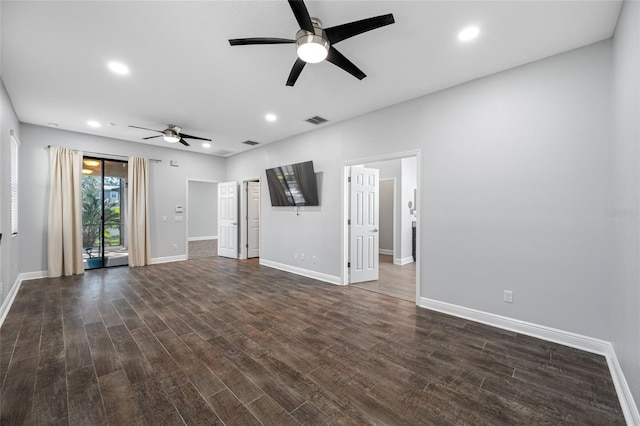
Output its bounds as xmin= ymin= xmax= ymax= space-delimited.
xmin=379 ymin=180 xmax=393 ymax=252
xmin=227 ymin=40 xmax=613 ymax=339
xmin=0 ymin=80 xmax=20 ymax=309
xmin=18 ymin=124 xmax=226 ymax=272
xmin=401 ymin=157 xmax=417 ymax=261
xmin=188 ymin=181 xmax=217 ymax=239
xmin=611 ymin=0 xmax=640 ymax=408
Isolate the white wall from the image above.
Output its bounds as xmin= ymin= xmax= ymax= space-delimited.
xmin=227 ymin=40 xmax=613 ymax=339
xmin=0 ymin=80 xmax=20 ymax=312
xmin=611 ymin=0 xmax=640 ymax=410
xmin=18 ymin=124 xmax=226 ymax=272
xmin=188 ymin=180 xmax=217 ymax=239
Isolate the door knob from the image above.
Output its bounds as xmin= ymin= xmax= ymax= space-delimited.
xmin=231 ymin=222 xmax=237 ymax=226
xmin=372 ymin=228 xmax=378 ymax=232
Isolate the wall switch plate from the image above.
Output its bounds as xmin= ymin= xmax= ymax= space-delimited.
xmin=293 ymin=252 xmax=297 ymax=260
xmin=300 ymin=253 xmax=305 ymax=261
xmin=312 ymin=256 xmax=317 ymax=263
xmin=172 ymin=244 xmax=178 ymax=250
xmin=504 ymin=290 xmax=513 ymax=303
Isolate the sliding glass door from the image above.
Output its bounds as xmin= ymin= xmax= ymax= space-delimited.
xmin=82 ymin=157 xmax=128 ymax=269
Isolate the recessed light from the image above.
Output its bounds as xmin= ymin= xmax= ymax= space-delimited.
xmin=108 ymin=61 xmax=129 ymax=75
xmin=458 ymin=26 xmax=480 ymax=42
xmin=202 ymin=142 xmax=211 ymax=148
xmin=265 ymin=113 xmax=277 ymax=122
xmin=87 ymin=120 xmax=101 ymax=128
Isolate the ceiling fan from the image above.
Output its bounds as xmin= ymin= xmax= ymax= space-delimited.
xmin=229 ymin=0 xmax=395 ymax=86
xmin=128 ymin=124 xmax=211 ymax=147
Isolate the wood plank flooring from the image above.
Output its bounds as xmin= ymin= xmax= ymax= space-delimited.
xmin=0 ymin=257 xmax=625 ymax=425
xmin=352 ymin=254 xmax=416 ymax=302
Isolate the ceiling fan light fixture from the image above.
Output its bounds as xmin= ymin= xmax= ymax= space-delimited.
xmin=163 ymin=129 xmax=180 ymax=143
xmin=296 ymin=37 xmax=329 ymax=63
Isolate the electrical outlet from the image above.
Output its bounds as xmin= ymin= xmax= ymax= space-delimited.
xmin=172 ymin=244 xmax=178 ymax=250
xmin=312 ymin=256 xmax=317 ymax=264
xmin=504 ymin=290 xmax=513 ymax=303
xmin=300 ymin=253 xmax=305 ymax=261
xmin=294 ymin=252 xmax=298 ymax=260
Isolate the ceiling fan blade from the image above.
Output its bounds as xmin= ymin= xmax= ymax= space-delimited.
xmin=142 ymin=135 xmax=163 ymax=140
xmin=129 ymin=125 xmax=162 ymax=133
xmin=180 ymin=133 xmax=212 ymax=142
xmin=229 ymin=38 xmax=295 ymax=46
xmin=288 ymin=0 xmax=314 ymax=33
xmin=179 ymin=138 xmax=190 ymax=147
xmin=325 ymin=14 xmax=395 ymax=44
xmin=326 ymin=47 xmax=366 ymax=80
xmin=286 ymin=58 xmax=307 ymax=87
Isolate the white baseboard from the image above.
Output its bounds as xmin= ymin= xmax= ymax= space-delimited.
xmin=260 ymin=259 xmax=343 ymax=286
xmin=379 ymin=249 xmax=393 ymax=256
xmin=419 ymin=297 xmax=639 ymax=425
xmin=19 ymin=271 xmax=48 ymax=281
xmin=394 ymin=256 xmax=414 ymax=266
xmin=0 ymin=271 xmax=47 ymax=327
xmin=151 ymin=255 xmax=187 ymax=264
xmin=607 ymin=348 xmax=640 ymax=426
xmin=188 ymin=236 xmax=218 ymax=242
xmin=0 ymin=277 xmax=22 ymax=327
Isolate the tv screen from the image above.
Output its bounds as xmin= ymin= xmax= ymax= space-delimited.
xmin=265 ymin=161 xmax=319 ymax=206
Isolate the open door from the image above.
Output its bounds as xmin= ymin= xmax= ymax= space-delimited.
xmin=247 ymin=181 xmax=260 ymax=258
xmin=218 ymin=181 xmax=238 ymax=259
xmin=349 ymin=167 xmax=380 ymax=283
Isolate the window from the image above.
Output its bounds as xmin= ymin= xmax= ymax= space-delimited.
xmin=10 ymin=132 xmax=19 ymax=236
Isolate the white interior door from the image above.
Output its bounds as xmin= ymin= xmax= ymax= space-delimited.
xmin=247 ymin=181 xmax=260 ymax=258
xmin=349 ymin=167 xmax=380 ymax=283
xmin=218 ymin=181 xmax=238 ymax=259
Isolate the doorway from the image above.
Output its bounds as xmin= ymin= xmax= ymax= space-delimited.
xmin=81 ymin=157 xmax=129 ymax=269
xmin=343 ymin=152 xmax=420 ymax=303
xmin=186 ymin=180 xmax=218 ymax=260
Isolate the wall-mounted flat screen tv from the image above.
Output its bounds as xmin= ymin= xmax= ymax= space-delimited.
xmin=265 ymin=161 xmax=319 ymax=206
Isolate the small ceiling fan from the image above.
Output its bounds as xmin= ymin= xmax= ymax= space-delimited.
xmin=229 ymin=0 xmax=395 ymax=86
xmin=128 ymin=124 xmax=211 ymax=147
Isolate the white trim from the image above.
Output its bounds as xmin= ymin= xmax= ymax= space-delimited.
xmin=419 ymin=297 xmax=639 ymax=425
xmin=188 ymin=236 xmax=217 ymax=242
xmin=260 ymin=259 xmax=342 ymax=286
xmin=419 ymin=297 xmax=610 ymax=354
xmin=19 ymin=271 xmax=48 ymax=281
xmin=607 ymin=349 xmax=640 ymax=426
xmin=0 ymin=271 xmax=48 ymax=326
xmin=379 ymin=249 xmax=394 ymax=256
xmin=151 ymin=255 xmax=187 ymax=264
xmin=0 ymin=276 xmax=22 ymax=327
xmin=394 ymin=256 xmax=414 ymax=266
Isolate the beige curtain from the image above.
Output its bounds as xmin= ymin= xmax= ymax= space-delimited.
xmin=47 ymin=146 xmax=84 ymax=277
xmin=128 ymin=157 xmax=151 ymax=266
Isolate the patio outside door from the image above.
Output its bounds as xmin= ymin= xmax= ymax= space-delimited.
xmin=82 ymin=157 xmax=129 ymax=269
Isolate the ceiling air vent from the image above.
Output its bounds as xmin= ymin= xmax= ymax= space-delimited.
xmin=305 ymin=116 xmax=329 ymax=125
xmin=243 ymin=140 xmax=260 ymax=146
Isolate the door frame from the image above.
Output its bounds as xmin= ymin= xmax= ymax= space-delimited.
xmin=239 ymin=178 xmax=261 ymax=260
xmin=185 ymin=178 xmax=219 ymax=260
xmin=341 ymin=150 xmax=421 ymax=304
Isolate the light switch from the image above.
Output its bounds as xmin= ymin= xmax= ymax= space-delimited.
xmin=162 ymin=216 xmax=167 ymax=222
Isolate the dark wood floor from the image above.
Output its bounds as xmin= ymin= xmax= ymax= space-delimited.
xmin=352 ymin=254 xmax=416 ymax=302
xmin=0 ymin=257 xmax=625 ymax=425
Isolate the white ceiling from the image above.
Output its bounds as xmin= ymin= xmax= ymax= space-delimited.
xmin=1 ymin=1 xmax=622 ymax=157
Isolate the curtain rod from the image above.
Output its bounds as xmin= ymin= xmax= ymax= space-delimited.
xmin=47 ymin=145 xmax=161 ymax=163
